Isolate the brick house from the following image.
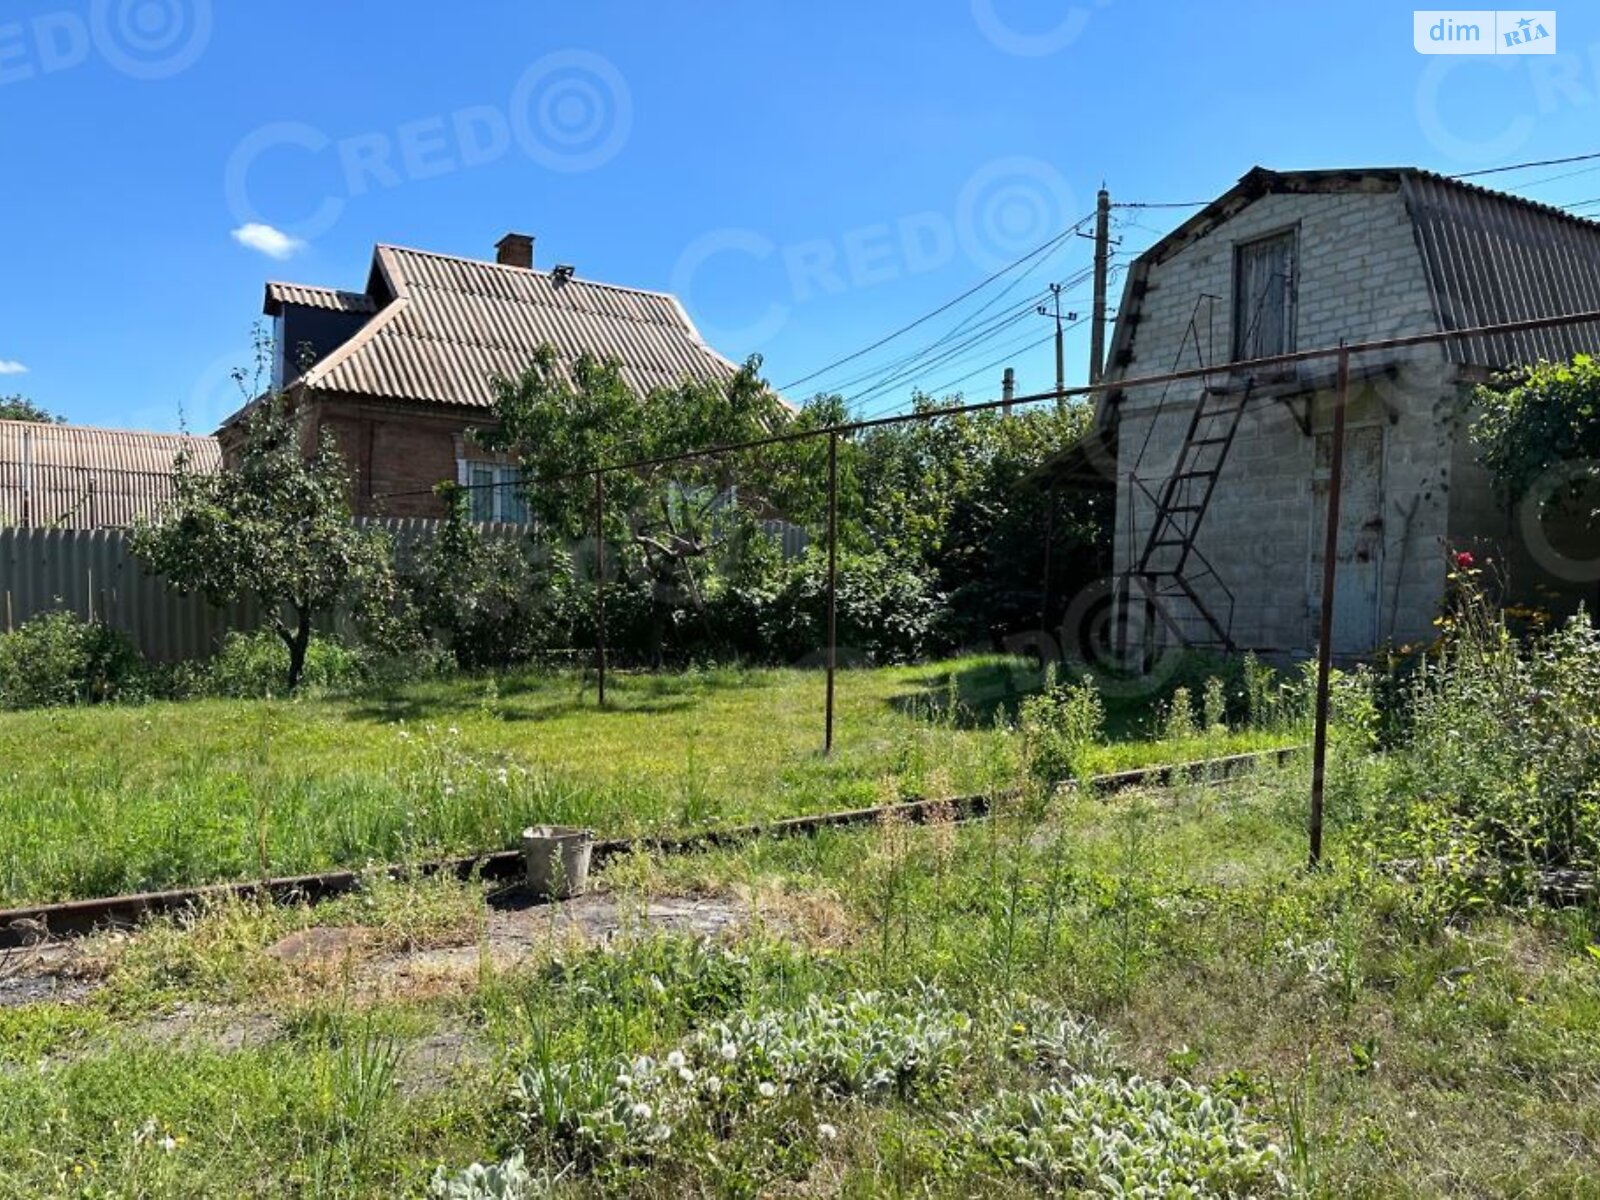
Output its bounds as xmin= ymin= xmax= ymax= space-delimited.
xmin=220 ymin=233 xmax=740 ymax=520
xmin=1040 ymin=167 xmax=1600 ymax=659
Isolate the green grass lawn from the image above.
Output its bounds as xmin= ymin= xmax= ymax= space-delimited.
xmin=0 ymin=657 xmax=1293 ymax=907
xmin=4 ymin=762 xmax=1596 ymax=1196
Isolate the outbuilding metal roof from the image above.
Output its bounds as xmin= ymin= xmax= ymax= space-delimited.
xmin=263 ymin=244 xmax=738 ymax=412
xmin=263 ymin=282 xmax=379 ymax=316
xmin=1399 ymin=171 xmax=1600 ymax=367
xmin=0 ymin=420 xmax=220 ymax=528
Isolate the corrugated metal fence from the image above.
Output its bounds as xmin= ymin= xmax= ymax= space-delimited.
xmin=0 ymin=526 xmax=266 ymax=661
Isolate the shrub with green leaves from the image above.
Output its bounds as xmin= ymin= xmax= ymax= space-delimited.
xmin=1202 ymin=676 xmax=1227 ymax=732
xmin=1163 ymin=686 xmax=1198 ymax=742
xmin=1020 ymin=673 xmax=1106 ymax=785
xmin=955 ymin=1075 xmax=1287 ymax=1196
xmin=1381 ymin=582 xmax=1600 ymax=878
xmin=769 ymin=546 xmax=945 ymax=666
xmin=201 ymin=628 xmax=368 ymax=698
xmin=0 ymin=610 xmax=144 ymax=709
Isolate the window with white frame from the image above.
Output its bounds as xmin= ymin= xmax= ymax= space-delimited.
xmin=459 ymin=460 xmax=529 ymax=524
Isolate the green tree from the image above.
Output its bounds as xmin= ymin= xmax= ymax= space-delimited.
xmin=483 ymin=349 xmax=795 ymax=661
xmin=132 ymin=395 xmax=398 ymax=691
xmin=848 ymin=396 xmax=1106 ymax=644
xmin=0 ymin=395 xmax=62 ymax=423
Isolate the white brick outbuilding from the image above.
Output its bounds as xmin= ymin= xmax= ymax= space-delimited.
xmin=1042 ymin=167 xmax=1600 ymax=660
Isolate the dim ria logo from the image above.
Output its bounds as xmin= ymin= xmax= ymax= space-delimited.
xmin=1413 ymin=10 xmax=1555 ymax=54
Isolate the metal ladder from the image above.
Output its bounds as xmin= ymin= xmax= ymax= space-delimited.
xmin=1123 ymin=378 xmax=1254 ymax=651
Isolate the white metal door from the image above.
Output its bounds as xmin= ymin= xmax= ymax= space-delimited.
xmin=1309 ymin=426 xmax=1384 ymax=655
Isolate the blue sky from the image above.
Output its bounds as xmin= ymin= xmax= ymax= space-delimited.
xmin=2 ymin=1 xmax=1598 ymax=430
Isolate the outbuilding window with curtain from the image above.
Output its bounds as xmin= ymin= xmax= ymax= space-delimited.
xmin=1232 ymin=230 xmax=1297 ymax=364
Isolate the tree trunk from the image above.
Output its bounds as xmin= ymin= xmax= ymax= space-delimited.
xmin=275 ymin=606 xmax=314 ymax=692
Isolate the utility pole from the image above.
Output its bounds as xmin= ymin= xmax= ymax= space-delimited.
xmin=1036 ymin=283 xmax=1074 ymax=407
xmin=1090 ymin=187 xmax=1111 ymax=385
xmin=1001 ymin=366 xmax=1015 ymax=417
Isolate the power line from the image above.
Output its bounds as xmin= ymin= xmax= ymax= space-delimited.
xmin=774 ymin=212 xmax=1094 ymax=393
xmin=1113 ymin=200 xmax=1208 ymax=209
xmin=860 ymin=329 xmax=1061 ymax=418
xmin=1450 ymin=151 xmax=1600 ymax=179
xmin=919 ymin=318 xmax=1090 ymax=404
xmin=847 ymin=302 xmax=1045 ymax=408
xmin=1511 ymin=162 xmax=1600 ymax=191
xmin=842 ymin=261 xmax=1101 ymax=407
xmin=826 ymin=288 xmax=1053 ymax=395
xmin=862 ymin=312 xmax=1095 ymax=419
xmin=845 ymin=265 xmax=1097 ymax=403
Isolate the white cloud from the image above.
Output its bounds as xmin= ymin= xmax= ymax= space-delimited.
xmin=231 ymin=223 xmax=306 ymax=260
xmin=0 ymin=360 xmax=27 ymax=375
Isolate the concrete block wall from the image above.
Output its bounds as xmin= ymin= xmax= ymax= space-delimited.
xmin=1111 ymin=188 xmax=1460 ymax=655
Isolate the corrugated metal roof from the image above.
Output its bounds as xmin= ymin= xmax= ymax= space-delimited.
xmin=264 ymin=282 xmax=380 ymax=316
xmin=0 ymin=420 xmax=220 ymax=528
xmin=296 ymin=245 xmax=738 ymax=410
xmin=1400 ymin=172 xmax=1600 ymax=367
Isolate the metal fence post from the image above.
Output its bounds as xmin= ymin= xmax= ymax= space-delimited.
xmin=1309 ymin=343 xmax=1349 ymax=868
xmin=1040 ymin=495 xmax=1055 ymax=643
xmin=594 ymin=469 xmax=607 ymax=708
xmin=825 ymin=431 xmax=838 ymax=755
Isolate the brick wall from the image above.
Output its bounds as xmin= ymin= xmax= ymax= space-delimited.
xmin=1109 ymin=187 xmax=1461 ymax=656
xmin=309 ymin=397 xmax=502 ymax=519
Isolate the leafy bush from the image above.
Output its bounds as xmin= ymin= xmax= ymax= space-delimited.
xmin=0 ymin=610 xmax=145 ymax=709
xmin=1162 ymin=686 xmax=1198 ymax=742
xmin=955 ymin=1075 xmax=1286 ymax=1195
xmin=1472 ymin=354 xmax=1600 ymax=504
xmin=767 ymin=547 xmax=945 ymax=666
xmin=1379 ymin=573 xmax=1600 ymax=878
xmin=405 ymin=485 xmax=582 ymax=670
xmin=993 ymin=995 xmax=1117 ymax=1077
xmin=1202 ymin=676 xmax=1227 ymax=732
xmin=201 ymin=628 xmax=368 ymax=698
xmin=1020 ymin=673 xmax=1106 ymax=784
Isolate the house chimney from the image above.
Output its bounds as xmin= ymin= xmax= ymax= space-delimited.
xmin=495 ymin=232 xmax=534 ymax=269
